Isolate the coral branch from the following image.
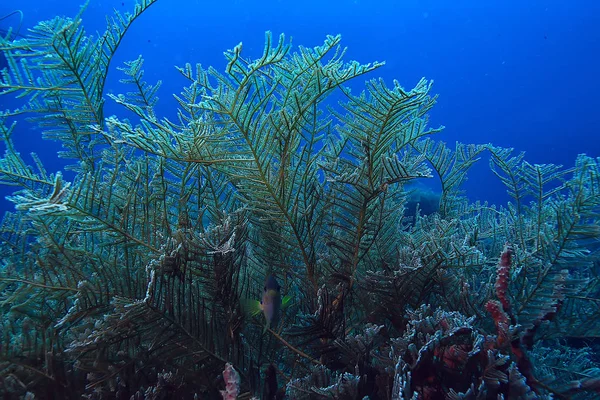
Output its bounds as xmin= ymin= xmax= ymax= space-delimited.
xmin=220 ymin=363 xmax=240 ymax=400
xmin=485 ymin=300 xmax=510 ymax=347
xmin=495 ymin=243 xmax=513 ymax=317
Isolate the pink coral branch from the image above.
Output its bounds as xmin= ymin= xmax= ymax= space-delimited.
xmin=495 ymin=243 xmax=512 ymax=315
xmin=220 ymin=363 xmax=240 ymax=400
xmin=485 ymin=300 xmax=510 ymax=347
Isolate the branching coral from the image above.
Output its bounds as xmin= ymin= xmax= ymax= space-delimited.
xmin=1 ymin=1 xmax=600 ymax=399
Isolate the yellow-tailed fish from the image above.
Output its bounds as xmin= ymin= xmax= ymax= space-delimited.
xmin=242 ymin=275 xmax=292 ymax=333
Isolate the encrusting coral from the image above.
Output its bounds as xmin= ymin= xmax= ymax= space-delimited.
xmin=1 ymin=1 xmax=600 ymax=399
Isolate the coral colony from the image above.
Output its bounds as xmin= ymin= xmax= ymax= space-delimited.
xmin=1 ymin=1 xmax=600 ymax=399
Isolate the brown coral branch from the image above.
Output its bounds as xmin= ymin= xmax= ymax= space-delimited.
xmin=267 ymin=328 xmax=322 ymax=365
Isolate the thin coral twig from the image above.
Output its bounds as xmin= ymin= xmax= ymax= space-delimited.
xmin=0 ymin=278 xmax=98 ymax=293
xmin=267 ymin=327 xmax=321 ymax=365
xmin=11 ymin=362 xmax=66 ymax=387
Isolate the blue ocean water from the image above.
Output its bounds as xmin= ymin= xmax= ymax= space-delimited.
xmin=0 ymin=0 xmax=599 ymax=212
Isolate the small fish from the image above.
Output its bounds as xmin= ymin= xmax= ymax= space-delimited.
xmin=242 ymin=275 xmax=291 ymax=333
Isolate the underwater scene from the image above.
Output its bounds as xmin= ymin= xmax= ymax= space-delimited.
xmin=1 ymin=0 xmax=600 ymax=398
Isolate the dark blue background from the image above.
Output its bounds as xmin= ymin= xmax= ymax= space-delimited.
xmin=1 ymin=0 xmax=599 ymax=213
